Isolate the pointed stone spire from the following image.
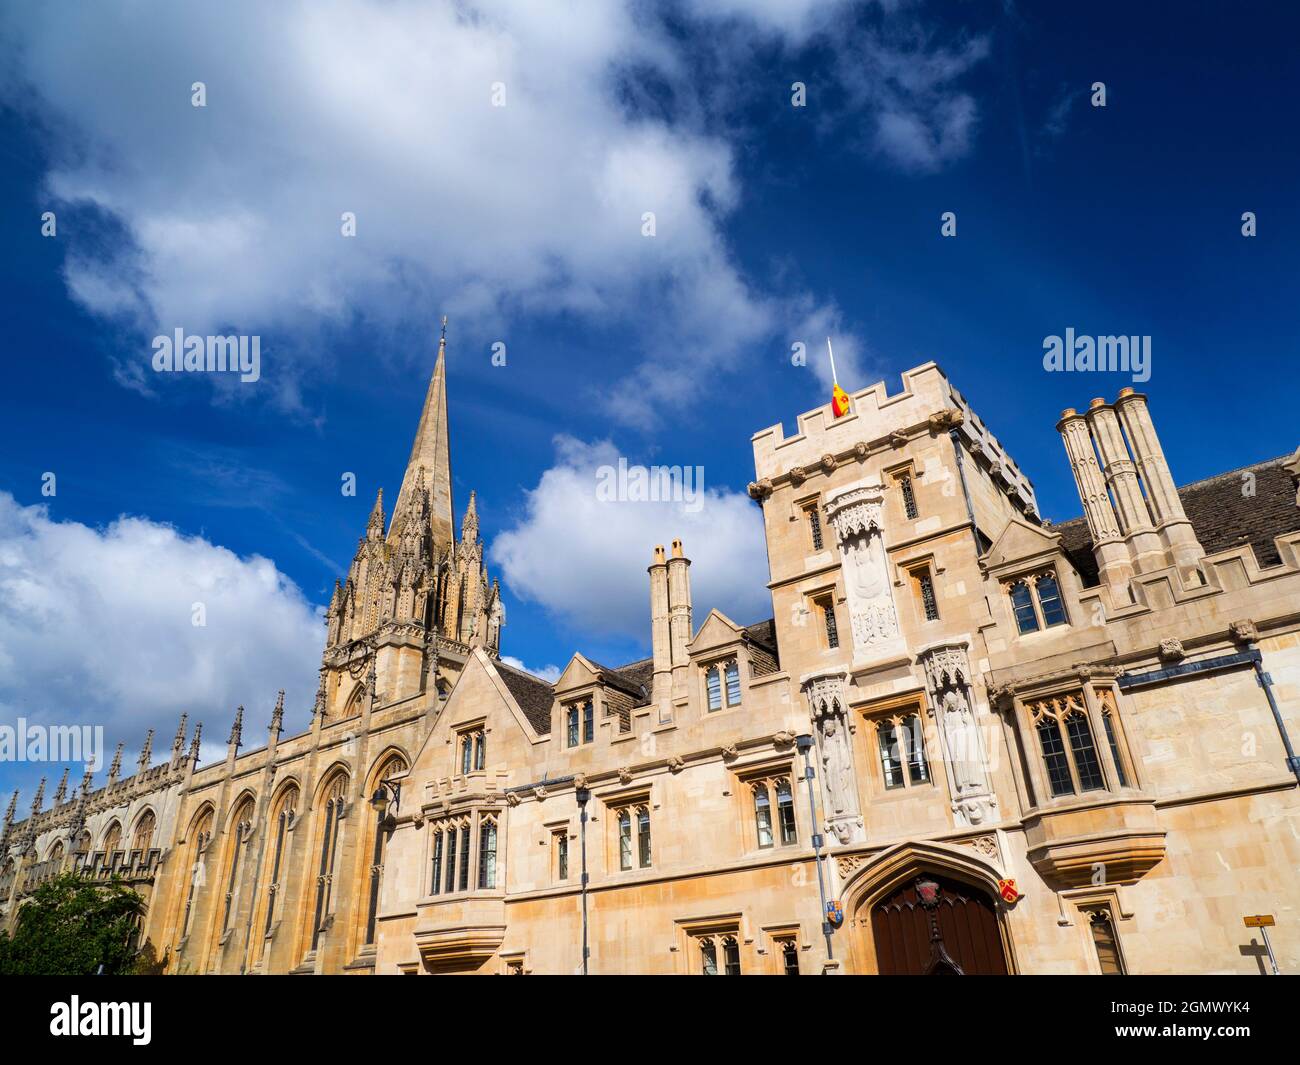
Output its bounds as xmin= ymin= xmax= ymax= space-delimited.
xmin=388 ymin=317 xmax=454 ymax=552
xmin=137 ymin=728 xmax=155 ymax=772
xmin=53 ymin=768 xmax=69 ymax=806
xmin=2 ymin=789 xmax=16 ymax=837
xmin=228 ymin=707 xmax=244 ymax=753
xmin=30 ymin=778 xmax=46 ymax=816
xmin=108 ymin=742 xmax=124 ymax=784
xmin=313 ymin=667 xmax=328 ymax=721
xmin=270 ymin=690 xmax=285 ymax=736
xmin=188 ymin=722 xmax=203 ymax=767
xmin=462 ymin=489 xmax=479 ymax=541
xmin=80 ymin=766 xmax=95 ymax=803
xmin=172 ymin=713 xmax=188 ymax=755
xmin=366 ymin=488 xmax=386 ymax=541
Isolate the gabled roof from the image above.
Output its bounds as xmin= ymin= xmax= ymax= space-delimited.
xmin=1052 ymin=455 xmax=1299 ymax=586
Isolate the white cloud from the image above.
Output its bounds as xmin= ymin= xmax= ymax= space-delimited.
xmin=490 ymin=437 xmax=770 ymax=641
xmin=0 ymin=494 xmax=323 ymax=769
xmin=499 ymin=657 xmax=562 ymax=683
xmin=0 ymin=0 xmax=984 ymax=424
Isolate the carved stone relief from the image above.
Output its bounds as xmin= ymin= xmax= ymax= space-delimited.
xmin=917 ymin=642 xmax=998 ymax=828
xmin=802 ymin=670 xmax=865 ymax=845
xmin=823 ymin=484 xmax=902 ymax=659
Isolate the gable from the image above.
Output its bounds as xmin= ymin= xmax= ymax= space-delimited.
xmin=981 ymin=517 xmax=1064 ymax=573
xmin=688 ymin=608 xmax=744 ymax=655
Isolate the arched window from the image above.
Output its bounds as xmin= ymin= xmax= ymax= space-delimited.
xmin=180 ymin=807 xmax=214 ymax=941
xmin=876 ymin=712 xmax=930 ymax=789
xmin=776 ymin=778 xmax=797 ymax=844
xmin=700 ymin=937 xmax=718 ymax=975
xmin=311 ymin=774 xmax=348 ymax=953
xmin=102 ymin=820 xmax=123 ymax=861
xmin=477 ymin=816 xmax=498 ymax=890
xmin=1009 ymin=580 xmax=1039 ymax=634
xmin=636 ymin=806 xmax=651 ymax=868
xmin=780 ymin=937 xmax=800 ymax=975
xmin=47 ymin=839 xmax=65 ymax=867
xmin=220 ymin=797 xmax=255 ymax=934
xmin=430 ymin=827 xmax=445 ymax=895
xmin=753 ymin=783 xmax=773 ymax=848
xmin=1088 ymin=908 xmax=1126 ymax=974
xmin=706 ymin=666 xmax=722 ymax=711
xmin=1029 ymin=693 xmax=1107 ymax=798
xmin=618 ymin=809 xmax=632 ymax=871
xmin=366 ymin=756 xmax=407 ymax=945
xmin=722 ymin=935 xmax=741 ymax=975
xmin=443 ymin=821 xmax=459 ymax=894
xmin=261 ymin=785 xmax=298 ymax=938
xmin=132 ymin=809 xmax=156 ymax=856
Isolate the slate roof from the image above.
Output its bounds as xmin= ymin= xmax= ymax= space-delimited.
xmin=612 ymin=617 xmax=780 ymax=708
xmin=492 ymin=658 xmax=556 ymax=735
xmin=1051 ymin=455 xmax=1298 ymax=586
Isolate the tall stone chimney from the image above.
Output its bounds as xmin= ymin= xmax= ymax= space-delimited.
xmin=1057 ymin=408 xmax=1133 ymax=592
xmin=648 ymin=544 xmax=671 ymax=721
xmin=1084 ymin=398 xmax=1165 ymax=572
xmin=666 ymin=539 xmax=693 ymax=701
xmin=1114 ymin=388 xmax=1205 ymax=578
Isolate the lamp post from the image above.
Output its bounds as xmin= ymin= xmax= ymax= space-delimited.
xmin=796 ymin=733 xmax=834 ymax=965
xmin=575 ymin=785 xmax=591 ymax=975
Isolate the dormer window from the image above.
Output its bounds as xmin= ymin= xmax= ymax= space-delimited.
xmin=1008 ymin=571 xmax=1069 ymax=634
xmin=705 ymin=660 xmax=742 ymax=711
xmin=459 ymin=728 xmax=485 ymax=773
xmin=565 ymin=700 xmax=594 ymax=748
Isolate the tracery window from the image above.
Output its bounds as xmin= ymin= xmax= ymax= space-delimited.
xmin=898 ymin=473 xmax=919 ymax=520
xmin=262 ymin=785 xmax=297 ymax=938
xmin=180 ymin=808 xmax=214 ymax=941
xmin=914 ymin=567 xmax=940 ymax=621
xmin=612 ymin=800 xmax=652 ymax=871
xmin=477 ymin=816 xmax=498 ymax=890
xmin=311 ymin=773 xmax=348 ymax=952
xmin=780 ymin=937 xmax=800 ymax=975
xmin=694 ymin=930 xmax=742 ymax=975
xmin=805 ymin=504 xmax=824 ymax=550
xmin=749 ymin=775 xmax=797 ymax=848
xmin=565 ymin=701 xmax=594 ymax=747
xmin=221 ymin=797 xmax=255 ymax=934
xmin=101 ymin=820 xmax=122 ymax=862
xmin=875 ymin=712 xmax=930 ymax=789
xmin=131 ymin=809 xmax=156 ymax=856
xmin=705 ymin=659 xmax=742 ymax=711
xmin=817 ymin=596 xmax=840 ymax=650
xmin=459 ymin=729 xmax=485 ymax=773
xmin=1086 ymin=907 xmax=1126 ymax=975
xmin=366 ymin=755 xmax=407 ymax=945
xmin=1008 ymin=571 xmax=1069 ymax=634
xmin=1027 ymin=692 xmax=1106 ymax=798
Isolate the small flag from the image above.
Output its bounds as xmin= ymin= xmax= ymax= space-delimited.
xmin=831 ymin=382 xmax=851 ymax=418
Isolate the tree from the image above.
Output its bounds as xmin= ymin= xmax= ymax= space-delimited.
xmin=0 ymin=873 xmax=146 ymax=975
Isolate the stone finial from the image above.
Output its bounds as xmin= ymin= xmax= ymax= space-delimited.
xmin=137 ymin=728 xmax=155 ymax=771
xmin=462 ymin=490 xmax=479 ymax=539
xmin=367 ymin=487 xmax=386 ymax=539
xmin=228 ymin=707 xmax=244 ymax=751
xmin=172 ymin=713 xmax=188 ymax=754
xmin=270 ymin=690 xmax=285 ymax=735
xmin=188 ymin=722 xmax=203 ymax=766
xmin=313 ymin=668 xmax=328 ymax=720
xmin=30 ymin=777 xmax=46 ymax=816
xmin=1229 ymin=619 xmax=1259 ymax=645
xmin=53 ymin=768 xmax=69 ymax=806
xmin=80 ymin=766 xmax=95 ymax=802
xmin=2 ymin=789 xmax=16 ymax=832
xmin=108 ymin=742 xmax=124 ymax=782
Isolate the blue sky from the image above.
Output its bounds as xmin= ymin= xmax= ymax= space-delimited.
xmin=1 ymin=0 xmax=1297 ymax=797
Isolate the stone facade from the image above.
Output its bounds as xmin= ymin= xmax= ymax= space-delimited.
xmin=3 ymin=352 xmax=1298 ymax=976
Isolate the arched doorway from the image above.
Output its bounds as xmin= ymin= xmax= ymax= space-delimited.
xmin=870 ymin=871 xmax=1008 ymax=975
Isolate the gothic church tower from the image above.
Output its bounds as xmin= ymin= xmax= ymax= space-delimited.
xmin=320 ymin=321 xmax=505 ymax=714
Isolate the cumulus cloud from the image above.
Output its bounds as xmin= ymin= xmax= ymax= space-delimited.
xmin=0 ymin=0 xmax=984 ymax=424
xmin=490 ymin=437 xmax=770 ymax=641
xmin=499 ymin=657 xmax=562 ymax=683
xmin=0 ymin=494 xmax=323 ymax=775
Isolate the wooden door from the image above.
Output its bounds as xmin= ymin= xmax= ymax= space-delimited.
xmin=870 ymin=872 xmax=1008 ymax=975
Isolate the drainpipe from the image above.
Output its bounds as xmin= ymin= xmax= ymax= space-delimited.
xmin=1249 ymin=647 xmax=1300 ymax=785
xmin=796 ymin=734 xmax=834 ymax=968
xmin=948 ymin=430 xmax=981 ymax=552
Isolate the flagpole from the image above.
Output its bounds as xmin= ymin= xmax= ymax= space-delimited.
xmin=826 ymin=337 xmax=838 ymax=386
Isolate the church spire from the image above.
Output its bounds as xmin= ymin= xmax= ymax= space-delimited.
xmin=388 ymin=317 xmax=454 ymax=551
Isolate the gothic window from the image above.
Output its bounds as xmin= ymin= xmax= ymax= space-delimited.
xmin=262 ymin=786 xmax=297 ymax=937
xmin=583 ymin=701 xmax=594 ymax=743
xmin=898 ymin=473 xmax=919 ymax=520
xmin=474 ymin=732 xmax=485 ymax=771
xmin=458 ymin=729 xmax=484 ymax=774
xmin=805 ymin=505 xmax=824 ymax=551
xmin=722 ymin=935 xmax=741 ymax=975
xmin=1009 ymin=572 xmax=1069 ymax=634
xmin=553 ymin=829 xmax=569 ymax=881
xmin=705 ymin=660 xmax=743 ymax=711
xmin=478 ymin=817 xmax=498 ymax=890
xmin=817 ymin=596 xmax=840 ymax=649
xmin=443 ymin=824 xmax=458 ymax=893
xmin=1028 ymin=693 xmax=1108 ymax=799
xmin=692 ymin=930 xmax=741 ymax=975
xmin=1097 ymin=688 xmax=1131 ymax=788
xmin=749 ymin=774 xmax=797 ymax=848
xmin=457 ymin=822 xmax=471 ymax=890
xmin=180 ymin=808 xmax=214 ymax=941
xmin=912 ymin=566 xmax=940 ymax=621
xmin=618 ymin=809 xmax=632 ymax=870
xmin=366 ymin=756 xmax=407 ymax=945
xmin=876 ymin=713 xmax=929 ymax=789
xmin=1087 ymin=908 xmax=1126 ymax=974
xmin=131 ymin=809 xmax=156 ymax=856
xmin=700 ymin=937 xmax=718 ymax=975
xmin=613 ymin=800 xmax=651 ymax=871
xmin=567 ymin=706 xmax=580 ymax=747
xmin=779 ymin=937 xmax=800 ymax=975
xmin=102 ymin=820 xmax=122 ymax=860
xmin=564 ymin=701 xmax=593 ymax=747
xmin=430 ymin=829 xmax=445 ymax=895
xmin=311 ymin=774 xmax=348 ymax=953
xmin=221 ymin=797 xmax=255 ymax=934
xmin=637 ymin=806 xmax=652 ymax=868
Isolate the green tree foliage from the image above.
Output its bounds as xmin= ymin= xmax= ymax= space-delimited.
xmin=0 ymin=873 xmax=146 ymax=975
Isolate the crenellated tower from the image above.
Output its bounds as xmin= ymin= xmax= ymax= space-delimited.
xmin=321 ymin=319 xmax=505 ymax=715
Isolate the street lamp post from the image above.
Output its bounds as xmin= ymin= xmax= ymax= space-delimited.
xmin=575 ymin=785 xmax=591 ymax=975
xmin=796 ymin=733 xmax=834 ymax=965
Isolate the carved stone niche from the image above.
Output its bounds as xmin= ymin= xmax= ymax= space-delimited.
xmin=917 ymin=642 xmax=998 ymax=829
xmin=822 ymin=483 xmax=904 ymax=664
xmin=801 ymin=669 xmax=865 ymax=846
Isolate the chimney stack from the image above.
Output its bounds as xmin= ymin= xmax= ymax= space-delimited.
xmin=648 ymin=545 xmax=671 ymax=722
xmin=667 ymin=539 xmax=693 ymax=701
xmin=1084 ymin=398 xmax=1165 ymax=571
xmin=1056 ymin=408 xmax=1133 ymax=592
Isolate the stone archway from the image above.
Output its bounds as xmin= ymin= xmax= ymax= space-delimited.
xmin=842 ymin=840 xmax=1016 ymax=975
